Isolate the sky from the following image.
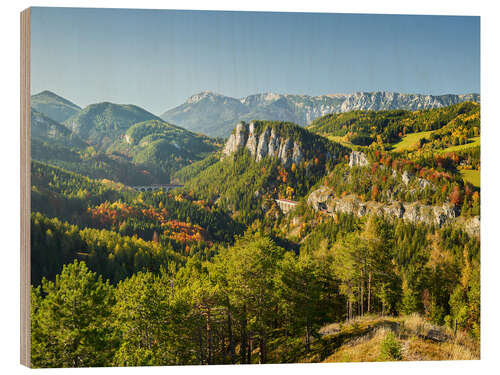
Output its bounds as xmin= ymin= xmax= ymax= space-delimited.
xmin=30 ymin=7 xmax=480 ymax=115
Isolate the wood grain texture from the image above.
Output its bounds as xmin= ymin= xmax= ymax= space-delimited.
xmin=20 ymin=7 xmax=31 ymax=368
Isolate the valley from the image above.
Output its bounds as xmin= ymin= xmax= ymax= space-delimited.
xmin=29 ymin=90 xmax=480 ymax=367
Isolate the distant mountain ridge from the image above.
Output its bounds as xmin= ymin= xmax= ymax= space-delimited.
xmin=161 ymin=91 xmax=480 ymax=137
xmin=31 ymin=90 xmax=82 ymax=123
xmin=30 ymin=90 xmax=223 ymax=185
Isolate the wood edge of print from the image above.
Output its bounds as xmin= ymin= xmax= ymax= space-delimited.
xmin=20 ymin=7 xmax=31 ymax=368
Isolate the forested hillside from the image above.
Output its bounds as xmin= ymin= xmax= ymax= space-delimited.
xmin=107 ymin=119 xmax=221 ymax=182
xmin=31 ymin=109 xmax=87 ymax=149
xmin=29 ymin=92 xmax=222 ymax=185
xmin=63 ymin=102 xmax=162 ymax=150
xmin=308 ymin=101 xmax=479 ymax=147
xmin=30 ymin=102 xmax=481 ymax=367
xmin=31 ymin=140 xmax=163 ymax=186
xmin=31 ymin=213 xmax=480 ymax=366
xmin=322 ymin=149 xmax=479 ymax=216
xmin=181 ymin=120 xmax=350 ymax=224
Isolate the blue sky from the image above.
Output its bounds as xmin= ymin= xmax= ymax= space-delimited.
xmin=30 ymin=7 xmax=480 ymax=115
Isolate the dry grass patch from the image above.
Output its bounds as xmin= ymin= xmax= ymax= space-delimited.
xmin=404 ymin=338 xmax=478 ymax=361
xmin=324 ymin=327 xmax=398 ymax=363
xmin=399 ymin=314 xmax=479 ymax=360
xmin=316 ymin=314 xmax=479 ymax=363
xmin=399 ymin=314 xmax=450 ymax=339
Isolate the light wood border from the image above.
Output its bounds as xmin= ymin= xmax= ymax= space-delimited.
xmin=20 ymin=7 xmax=31 ymax=368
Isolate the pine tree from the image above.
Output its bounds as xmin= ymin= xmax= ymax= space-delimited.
xmin=31 ymin=261 xmax=115 ymax=368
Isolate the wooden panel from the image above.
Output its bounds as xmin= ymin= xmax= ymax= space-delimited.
xmin=20 ymin=7 xmax=31 ymax=368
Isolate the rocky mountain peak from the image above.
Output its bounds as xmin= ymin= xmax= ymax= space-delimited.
xmin=240 ymin=92 xmax=285 ymax=106
xmin=186 ymin=91 xmax=225 ymax=104
xmin=31 ymin=90 xmax=82 ymax=123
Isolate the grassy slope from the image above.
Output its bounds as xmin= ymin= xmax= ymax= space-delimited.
xmin=328 ymin=127 xmax=480 ymax=155
xmin=321 ymin=134 xmax=355 ymax=149
xmin=390 ymin=132 xmax=481 ymax=154
xmin=294 ymin=315 xmax=479 ymax=363
xmin=460 ymin=169 xmax=481 ymax=187
xmin=439 ymin=137 xmax=481 ymax=153
xmin=390 ymin=130 xmax=480 ymax=154
xmin=389 ymin=130 xmax=481 ymax=187
xmin=391 ymin=130 xmax=434 ymax=152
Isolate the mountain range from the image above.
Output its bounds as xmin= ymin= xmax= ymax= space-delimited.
xmin=161 ymin=91 xmax=480 ymax=137
xmin=29 ymin=91 xmax=222 ymax=185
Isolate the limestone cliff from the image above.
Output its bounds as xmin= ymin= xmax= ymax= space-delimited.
xmin=348 ymin=151 xmax=369 ymax=167
xmin=307 ymin=186 xmax=479 ymax=237
xmin=222 ymin=121 xmax=310 ymax=168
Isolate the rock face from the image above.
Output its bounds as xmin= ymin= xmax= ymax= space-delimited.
xmin=161 ymin=90 xmax=480 ymax=137
xmin=255 ymin=127 xmax=271 ymax=161
xmin=402 ymin=171 xmax=412 ymax=185
xmin=349 ymin=151 xmax=369 ymax=168
xmin=307 ymin=186 xmax=478 ymax=236
xmin=222 ymin=122 xmax=248 ymax=156
xmin=454 ymin=215 xmax=481 ymax=238
xmin=222 ymin=121 xmax=304 ymax=167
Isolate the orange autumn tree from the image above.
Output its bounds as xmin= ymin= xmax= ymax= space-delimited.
xmin=449 ymin=186 xmax=463 ymax=206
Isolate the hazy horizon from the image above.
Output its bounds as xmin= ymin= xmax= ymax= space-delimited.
xmin=31 ymin=8 xmax=480 ymax=115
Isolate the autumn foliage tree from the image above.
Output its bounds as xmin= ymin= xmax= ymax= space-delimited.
xmin=449 ymin=185 xmax=463 ymax=206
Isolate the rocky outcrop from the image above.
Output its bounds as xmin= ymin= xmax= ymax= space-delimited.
xmin=349 ymin=151 xmax=369 ymax=167
xmin=347 ymin=151 xmax=435 ymax=197
xmin=454 ymin=215 xmax=481 ymax=238
xmin=307 ymin=186 xmax=479 ymax=236
xmin=292 ymin=142 xmax=303 ymax=166
xmin=255 ymin=127 xmax=271 ymax=161
xmin=402 ymin=170 xmax=412 ymax=185
xmin=222 ymin=121 xmax=248 ymax=156
xmin=222 ymin=121 xmax=304 ymax=167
